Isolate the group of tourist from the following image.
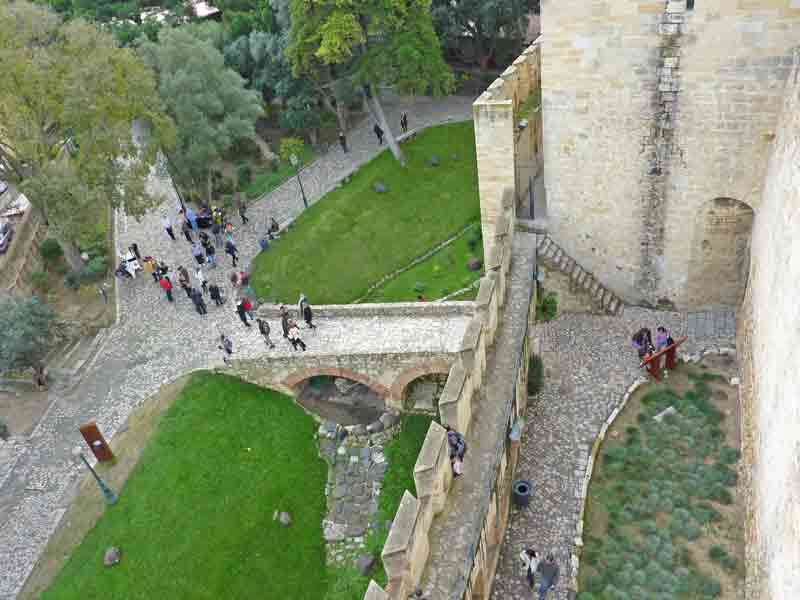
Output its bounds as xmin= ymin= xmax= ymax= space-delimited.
xmin=337 ymin=112 xmax=409 ymax=154
xmin=116 ymin=199 xmax=321 ymax=366
xmin=520 ymin=549 xmax=560 ymax=600
xmin=631 ymin=325 xmax=675 ymax=365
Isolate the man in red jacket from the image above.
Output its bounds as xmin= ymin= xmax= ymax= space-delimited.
xmin=159 ymin=275 xmax=174 ymax=302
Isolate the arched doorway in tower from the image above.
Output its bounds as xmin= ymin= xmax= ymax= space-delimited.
xmin=686 ymin=197 xmax=754 ymax=308
xmin=294 ymin=375 xmax=386 ymax=425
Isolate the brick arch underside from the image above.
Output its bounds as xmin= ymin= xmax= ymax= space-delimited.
xmin=389 ymin=360 xmax=453 ymax=404
xmin=282 ymin=367 xmax=390 ymax=398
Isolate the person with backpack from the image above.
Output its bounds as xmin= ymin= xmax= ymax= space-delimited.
xmin=190 ymin=287 xmax=207 ymax=315
xmin=446 ymin=427 xmax=467 ymax=476
xmin=631 ymin=327 xmax=655 ymax=360
xmin=225 ymin=239 xmax=239 ymax=268
xmin=242 ymin=297 xmax=255 ymax=320
xmin=211 ymin=221 xmax=223 ymax=246
xmin=236 ymin=299 xmax=251 ymax=327
xmin=209 ymin=283 xmax=224 ymax=306
xmin=218 ymin=334 xmax=233 ymax=366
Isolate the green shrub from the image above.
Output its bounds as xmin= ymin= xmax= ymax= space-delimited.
xmin=466 ymin=227 xmax=482 ymax=251
xmin=81 ymin=256 xmax=108 ymax=283
xmin=414 ymin=281 xmax=426 ymax=293
xmin=0 ymin=417 xmax=8 ymax=440
xmin=29 ymin=270 xmax=50 ymax=292
xmin=64 ymin=270 xmax=82 ymax=290
xmin=324 ymin=567 xmax=371 ymax=600
xmin=527 ymin=354 xmax=544 ymax=395
xmin=536 ymin=292 xmax=558 ymax=321
xmin=719 ymin=446 xmax=741 ymax=464
xmin=39 ymin=238 xmax=63 ymax=264
xmin=237 ymin=163 xmax=252 ymax=188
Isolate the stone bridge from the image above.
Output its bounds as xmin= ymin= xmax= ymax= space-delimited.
xmin=227 ymin=302 xmax=474 ymax=410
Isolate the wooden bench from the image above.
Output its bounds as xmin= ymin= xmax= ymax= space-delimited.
xmin=641 ymin=336 xmax=688 ymax=380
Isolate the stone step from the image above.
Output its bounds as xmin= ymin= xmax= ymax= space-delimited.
xmin=536 ymin=235 xmax=624 ymax=316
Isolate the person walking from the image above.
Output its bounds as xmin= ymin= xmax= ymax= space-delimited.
xmin=338 ymin=130 xmax=348 ymax=153
xmin=373 ymin=123 xmax=384 ymax=145
xmin=195 ymin=266 xmax=208 ymax=295
xmin=303 ymin=301 xmax=316 ymax=329
xmin=631 ymin=327 xmax=655 ymax=362
xmin=287 ymin=320 xmax=307 ymax=351
xmin=400 ymin=112 xmax=408 ymax=133
xmin=205 ymin=242 xmax=217 ymax=268
xmin=236 ymin=299 xmax=252 ymax=327
xmin=190 ymin=287 xmax=207 ymax=315
xmin=144 ymin=257 xmax=159 ymax=283
xmin=237 ymin=198 xmax=249 ymax=225
xmin=520 ymin=549 xmax=539 ymax=590
xmin=199 ymin=230 xmax=211 ymax=248
xmin=161 ymin=213 xmax=176 ymax=241
xmin=159 ymin=274 xmax=174 ymax=302
xmin=211 ymin=221 xmax=223 ymax=247
xmin=242 ymin=297 xmax=255 ymax=320
xmin=225 ymin=221 xmax=236 ymax=243
xmin=280 ymin=305 xmax=290 ymax=339
xmin=209 ymin=282 xmax=224 ymax=306
xmin=225 ymin=239 xmax=239 ymax=268
xmin=128 ymin=243 xmax=141 ymax=261
xmin=536 ymin=555 xmax=559 ymax=600
xmin=186 ymin=206 xmax=199 ymax=232
xmin=191 ymin=242 xmax=205 ymax=266
xmin=181 ymin=219 xmax=193 ymax=243
xmin=256 ymin=318 xmax=275 ymax=348
xmin=178 ymin=265 xmax=192 ymax=298
xmin=297 ymin=293 xmax=308 ymax=321
xmin=218 ymin=333 xmax=233 ymax=366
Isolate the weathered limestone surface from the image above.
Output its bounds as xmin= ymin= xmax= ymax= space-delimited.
xmin=542 ymin=0 xmax=800 ymax=308
xmin=737 ymin=49 xmax=800 ymax=600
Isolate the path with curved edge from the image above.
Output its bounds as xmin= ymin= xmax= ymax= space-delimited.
xmin=490 ymin=308 xmax=736 ymax=600
xmin=0 ymin=94 xmax=475 ymax=600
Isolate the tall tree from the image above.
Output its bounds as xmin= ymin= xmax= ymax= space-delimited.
xmin=287 ymin=0 xmax=454 ymax=165
xmin=431 ymin=0 xmax=529 ymax=67
xmin=0 ymin=1 xmax=175 ymax=267
xmin=0 ymin=296 xmax=56 ymax=373
xmin=138 ymin=27 xmax=264 ymax=203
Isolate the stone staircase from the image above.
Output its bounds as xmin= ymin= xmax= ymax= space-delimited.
xmin=536 ymin=235 xmax=625 ymax=315
xmin=46 ymin=327 xmax=110 ymax=392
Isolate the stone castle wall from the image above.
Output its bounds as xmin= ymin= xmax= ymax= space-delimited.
xmin=541 ymin=0 xmax=800 ymax=309
xmin=473 ymin=40 xmax=542 ymax=259
xmin=737 ymin=49 xmax=800 ymax=600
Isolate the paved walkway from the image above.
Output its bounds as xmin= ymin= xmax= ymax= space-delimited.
xmin=0 ymin=94 xmax=475 ymax=599
xmin=490 ymin=308 xmax=736 ymax=600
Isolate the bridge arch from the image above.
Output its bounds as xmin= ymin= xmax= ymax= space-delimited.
xmin=282 ymin=367 xmax=390 ymax=398
xmin=389 ymin=360 xmax=453 ymax=410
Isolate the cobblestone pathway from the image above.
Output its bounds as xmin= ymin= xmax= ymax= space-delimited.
xmin=0 ymin=95 xmax=474 ymax=600
xmin=491 ymin=309 xmax=736 ymax=600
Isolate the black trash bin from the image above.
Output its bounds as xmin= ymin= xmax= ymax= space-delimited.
xmin=512 ymin=479 xmax=533 ymax=508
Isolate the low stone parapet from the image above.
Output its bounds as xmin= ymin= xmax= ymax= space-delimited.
xmin=413 ymin=422 xmax=453 ymax=515
xmin=256 ymin=301 xmax=474 ymax=319
xmin=381 ymin=491 xmax=433 ymax=596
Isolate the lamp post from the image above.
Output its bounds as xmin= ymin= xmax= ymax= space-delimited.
xmin=289 ymin=153 xmax=308 ymax=209
xmin=72 ymin=446 xmax=118 ymax=505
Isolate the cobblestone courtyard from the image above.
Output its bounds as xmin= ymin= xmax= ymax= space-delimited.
xmin=491 ymin=308 xmax=737 ymax=600
xmin=0 ymin=96 xmax=474 ymax=599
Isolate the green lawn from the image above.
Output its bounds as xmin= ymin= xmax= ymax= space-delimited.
xmin=251 ymin=122 xmax=479 ymax=304
xmin=363 ymin=225 xmax=484 ymax=302
xmin=368 ymin=415 xmax=435 ymax=588
xmin=244 ymin=145 xmax=316 ymax=201
xmin=44 ymin=374 xmax=329 ymax=600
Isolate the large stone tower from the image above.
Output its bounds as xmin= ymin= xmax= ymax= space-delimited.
xmin=540 ymin=0 xmax=800 ymax=309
